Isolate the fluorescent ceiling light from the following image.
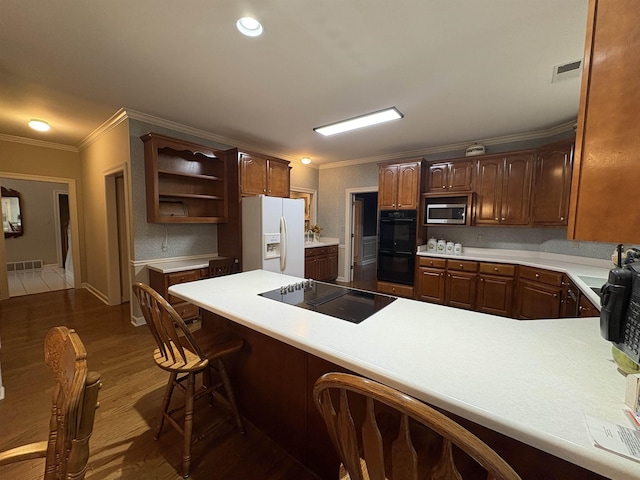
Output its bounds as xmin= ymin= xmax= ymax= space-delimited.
xmin=314 ymin=107 xmax=403 ymax=136
xmin=236 ymin=17 xmax=263 ymax=37
xmin=28 ymin=119 xmax=50 ymax=132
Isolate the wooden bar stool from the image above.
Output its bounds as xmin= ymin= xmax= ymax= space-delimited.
xmin=133 ymin=283 xmax=244 ymax=478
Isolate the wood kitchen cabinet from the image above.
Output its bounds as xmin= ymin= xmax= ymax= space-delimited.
xmin=142 ymin=133 xmax=235 ymax=223
xmin=578 ymin=294 xmax=599 ymax=317
xmin=445 ymin=260 xmax=478 ymax=310
xmin=378 ymin=160 xmax=424 ymax=210
xmin=377 ymin=280 xmax=414 ymax=299
xmin=515 ymin=266 xmax=563 ymax=319
xmin=148 ymin=265 xmax=211 ymax=321
xmin=426 ymin=159 xmax=473 ymax=193
xmin=561 ymin=275 xmax=580 ymax=318
xmin=239 ymin=152 xmax=291 ymax=198
xmin=569 ymin=0 xmax=640 ymax=243
xmin=532 ymin=141 xmax=574 ymax=226
xmin=474 ymin=152 xmax=534 ymax=226
xmin=476 ymin=262 xmax=516 ymax=317
xmin=415 ymin=257 xmax=446 ymax=303
xmin=305 ymin=245 xmax=338 ymax=281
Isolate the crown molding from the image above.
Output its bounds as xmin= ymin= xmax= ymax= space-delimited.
xmin=319 ymin=120 xmax=577 ymax=170
xmin=0 ymin=133 xmax=78 ymax=152
xmin=76 ymin=108 xmax=129 ymax=151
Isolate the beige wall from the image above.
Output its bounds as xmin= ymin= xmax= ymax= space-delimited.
xmin=0 ymin=140 xmax=83 ymax=298
xmin=78 ymin=119 xmax=130 ymax=299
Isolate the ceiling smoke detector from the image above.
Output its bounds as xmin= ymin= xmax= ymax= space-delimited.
xmin=551 ymin=60 xmax=582 ymax=83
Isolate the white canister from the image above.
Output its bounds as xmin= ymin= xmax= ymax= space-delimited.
xmin=436 ymin=239 xmax=446 ymax=254
xmin=454 ymin=243 xmax=463 ymax=255
xmin=445 ymin=241 xmax=454 ymax=255
xmin=427 ymin=237 xmax=437 ymax=252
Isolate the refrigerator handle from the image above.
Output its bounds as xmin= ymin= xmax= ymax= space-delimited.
xmin=280 ymin=216 xmax=287 ymax=272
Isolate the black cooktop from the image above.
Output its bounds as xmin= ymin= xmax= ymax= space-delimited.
xmin=258 ymin=280 xmax=396 ymax=324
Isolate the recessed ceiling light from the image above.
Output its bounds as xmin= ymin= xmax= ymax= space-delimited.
xmin=236 ymin=17 xmax=263 ymax=37
xmin=28 ymin=119 xmax=50 ymax=132
xmin=301 ymin=157 xmax=311 ymax=165
xmin=313 ymin=107 xmax=403 ymax=136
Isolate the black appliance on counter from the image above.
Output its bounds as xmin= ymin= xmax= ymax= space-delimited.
xmin=600 ymin=245 xmax=640 ymax=362
xmin=259 ymin=280 xmax=396 ymax=324
xmin=377 ymin=209 xmax=417 ymax=285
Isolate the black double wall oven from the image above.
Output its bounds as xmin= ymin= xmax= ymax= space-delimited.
xmin=377 ymin=209 xmax=417 ymax=286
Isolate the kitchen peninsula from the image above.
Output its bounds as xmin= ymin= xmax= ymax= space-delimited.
xmin=170 ymin=270 xmax=636 ymax=480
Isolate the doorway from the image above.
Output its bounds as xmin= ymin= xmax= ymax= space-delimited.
xmin=104 ymin=167 xmax=131 ymax=305
xmin=345 ymin=188 xmax=378 ymax=291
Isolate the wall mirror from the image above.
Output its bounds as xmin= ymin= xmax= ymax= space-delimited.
xmin=2 ymin=186 xmax=24 ymax=238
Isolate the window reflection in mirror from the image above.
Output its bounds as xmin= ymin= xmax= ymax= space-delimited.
xmin=1 ymin=186 xmax=23 ymax=238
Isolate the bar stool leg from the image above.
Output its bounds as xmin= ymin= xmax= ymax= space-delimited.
xmin=182 ymin=372 xmax=196 ymax=478
xmin=217 ymin=359 xmax=244 ymax=434
xmin=156 ymin=372 xmax=177 ymax=440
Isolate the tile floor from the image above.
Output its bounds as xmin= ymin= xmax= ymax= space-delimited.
xmin=7 ymin=266 xmax=73 ymax=297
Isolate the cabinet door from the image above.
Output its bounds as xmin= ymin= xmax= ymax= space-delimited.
xmin=268 ymin=159 xmax=291 ymax=198
xmin=477 ymin=275 xmax=514 ymax=317
xmin=569 ymin=0 xmax=640 ymax=243
xmin=240 ymin=154 xmax=268 ymax=195
xmin=446 ymin=271 xmax=477 ymax=310
xmin=500 ymin=153 xmax=533 ymax=225
xmin=396 ymin=162 xmax=420 ymax=209
xmin=448 ymin=160 xmax=473 ymax=192
xmin=427 ymin=163 xmax=448 ymax=192
xmin=305 ymin=253 xmax=317 ymax=279
xmin=474 ymin=158 xmax=503 ymax=224
xmin=327 ymin=248 xmax=338 ymax=281
xmin=532 ymin=143 xmax=573 ymax=226
xmin=516 ymin=279 xmax=562 ymax=319
xmin=378 ymin=165 xmax=398 ymax=209
xmin=416 ymin=267 xmax=446 ymax=304
xmin=578 ymin=294 xmax=599 ymax=317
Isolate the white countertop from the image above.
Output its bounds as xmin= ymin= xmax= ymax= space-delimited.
xmin=146 ymin=258 xmax=215 ymax=274
xmin=304 ymin=237 xmax=339 ymax=248
xmin=169 ymin=269 xmax=636 ymax=480
xmin=417 ymin=247 xmax=612 ymax=308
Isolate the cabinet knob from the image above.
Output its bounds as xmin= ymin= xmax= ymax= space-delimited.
xmin=442 ymin=186 xmax=446 ymax=189
xmin=459 ymin=264 xmax=463 ymax=269
xmin=535 ymin=273 xmax=540 ymax=279
xmin=480 ymin=278 xmax=484 ymax=282
xmin=495 ymin=217 xmax=499 ymax=221
xmin=501 ymin=217 xmax=506 ymax=221
xmin=560 ymin=217 xmax=564 ymax=221
xmin=449 ymin=185 xmax=452 ymax=188
xmin=494 ymin=267 xmax=499 ymax=272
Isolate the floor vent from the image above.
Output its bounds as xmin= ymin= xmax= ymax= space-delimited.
xmin=7 ymin=260 xmax=44 ymax=272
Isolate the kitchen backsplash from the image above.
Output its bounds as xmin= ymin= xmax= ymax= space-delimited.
xmin=426 ymin=226 xmax=619 ymax=261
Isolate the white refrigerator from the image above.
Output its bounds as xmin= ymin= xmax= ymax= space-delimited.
xmin=241 ymin=195 xmax=305 ymax=277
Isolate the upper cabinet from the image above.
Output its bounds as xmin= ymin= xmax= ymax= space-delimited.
xmin=378 ymin=160 xmax=424 ymax=210
xmin=532 ymin=141 xmax=574 ymax=226
xmin=426 ymin=160 xmax=473 ymax=193
xmin=568 ymin=0 xmax=640 ymax=243
xmin=239 ymin=152 xmax=291 ymax=198
xmin=141 ymin=133 xmax=235 ymax=224
xmin=473 ymin=152 xmax=534 ymax=225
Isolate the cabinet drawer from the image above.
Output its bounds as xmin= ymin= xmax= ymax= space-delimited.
xmin=479 ymin=262 xmax=516 ymax=277
xmin=377 ymin=281 xmax=414 ymax=298
xmin=418 ymin=257 xmax=446 ymax=268
xmin=173 ymin=302 xmax=199 ymax=320
xmin=167 ymin=270 xmax=199 ymax=286
xmin=327 ymin=245 xmax=338 ymax=254
xmin=518 ymin=266 xmax=563 ymax=287
xmin=446 ymin=260 xmax=478 ymax=272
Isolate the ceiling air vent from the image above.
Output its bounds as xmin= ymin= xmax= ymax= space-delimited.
xmin=552 ymin=60 xmax=582 ymax=83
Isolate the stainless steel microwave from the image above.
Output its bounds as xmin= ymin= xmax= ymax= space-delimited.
xmin=425 ymin=203 xmax=466 ymax=224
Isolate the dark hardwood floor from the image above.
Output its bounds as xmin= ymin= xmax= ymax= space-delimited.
xmin=0 ymin=289 xmax=320 ymax=480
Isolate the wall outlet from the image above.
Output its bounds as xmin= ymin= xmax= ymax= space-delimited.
xmin=161 ymin=243 xmax=168 ymax=252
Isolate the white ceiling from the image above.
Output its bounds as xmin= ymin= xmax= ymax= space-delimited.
xmin=0 ymin=1 xmax=588 ymax=166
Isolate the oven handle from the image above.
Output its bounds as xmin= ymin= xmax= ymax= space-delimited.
xmin=378 ymin=249 xmax=415 ymax=256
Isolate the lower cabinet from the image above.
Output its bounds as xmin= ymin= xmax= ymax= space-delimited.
xmin=445 ymin=260 xmax=478 ymax=310
xmin=415 ymin=257 xmax=446 ymax=303
xmin=515 ymin=266 xmax=563 ymax=319
xmin=305 ymin=245 xmax=338 ymax=281
xmin=476 ymin=263 xmax=516 ymax=317
xmin=578 ymin=294 xmax=599 ymax=317
xmin=148 ymin=265 xmax=210 ymax=321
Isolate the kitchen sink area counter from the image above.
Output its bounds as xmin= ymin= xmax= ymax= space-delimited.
xmin=170 ymin=269 xmax=635 ymax=480
xmin=304 ymin=236 xmax=339 ymax=248
xmin=416 ymin=246 xmax=610 ymax=309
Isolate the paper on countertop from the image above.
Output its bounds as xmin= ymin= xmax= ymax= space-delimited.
xmin=586 ymin=415 xmax=640 ymax=463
